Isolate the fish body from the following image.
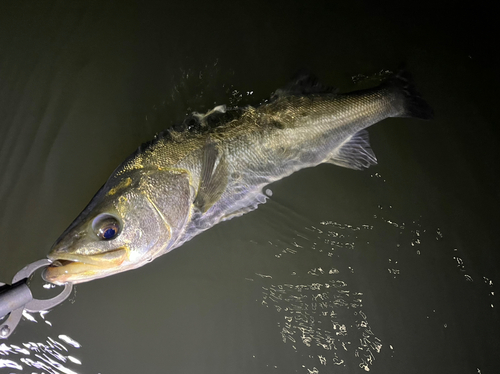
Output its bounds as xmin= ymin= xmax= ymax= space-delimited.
xmin=44 ymin=71 xmax=432 ymax=284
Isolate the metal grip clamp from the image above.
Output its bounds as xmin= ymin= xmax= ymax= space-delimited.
xmin=0 ymin=259 xmax=73 ymax=339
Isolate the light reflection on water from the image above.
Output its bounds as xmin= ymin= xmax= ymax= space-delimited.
xmin=250 ymin=198 xmax=447 ymax=373
xmin=251 ymin=220 xmax=382 ymax=372
xmin=260 ymin=274 xmax=381 ymax=372
xmin=0 ymin=312 xmax=82 ymax=374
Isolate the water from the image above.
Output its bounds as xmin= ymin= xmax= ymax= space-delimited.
xmin=0 ymin=1 xmax=498 ymax=373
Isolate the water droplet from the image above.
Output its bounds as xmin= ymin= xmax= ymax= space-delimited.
xmin=1 ymin=325 xmax=10 ymax=337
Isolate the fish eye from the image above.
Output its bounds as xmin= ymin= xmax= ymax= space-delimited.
xmin=92 ymin=214 xmax=121 ymax=240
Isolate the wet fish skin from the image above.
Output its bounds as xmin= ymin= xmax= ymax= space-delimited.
xmin=44 ymin=71 xmax=432 ymax=284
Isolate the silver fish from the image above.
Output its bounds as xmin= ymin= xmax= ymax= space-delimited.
xmin=43 ymin=71 xmax=432 ymax=284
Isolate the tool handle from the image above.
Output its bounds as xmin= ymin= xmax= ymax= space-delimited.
xmin=0 ymin=280 xmax=33 ymax=319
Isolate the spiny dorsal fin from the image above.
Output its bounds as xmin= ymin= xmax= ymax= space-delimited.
xmin=193 ymin=140 xmax=228 ymax=213
xmin=326 ymin=130 xmax=377 ymax=170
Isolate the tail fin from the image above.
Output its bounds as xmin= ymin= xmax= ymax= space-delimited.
xmin=383 ymin=70 xmax=434 ymax=120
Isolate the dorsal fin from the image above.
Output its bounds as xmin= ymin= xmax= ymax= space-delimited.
xmin=272 ymin=70 xmax=337 ymax=99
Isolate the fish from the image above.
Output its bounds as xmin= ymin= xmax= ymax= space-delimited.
xmin=43 ymin=70 xmax=433 ymax=284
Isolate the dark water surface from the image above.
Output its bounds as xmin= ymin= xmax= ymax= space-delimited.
xmin=1 ymin=1 xmax=498 ymax=373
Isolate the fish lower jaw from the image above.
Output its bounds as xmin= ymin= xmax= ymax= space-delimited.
xmin=43 ymin=260 xmax=102 ymax=285
xmin=43 ymin=248 xmax=129 ymax=284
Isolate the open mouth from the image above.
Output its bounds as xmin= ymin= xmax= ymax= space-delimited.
xmin=49 ymin=260 xmax=75 ymax=267
xmin=43 ymin=248 xmax=129 ymax=284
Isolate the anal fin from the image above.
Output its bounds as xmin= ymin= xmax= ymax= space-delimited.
xmin=326 ymin=130 xmax=377 ymax=170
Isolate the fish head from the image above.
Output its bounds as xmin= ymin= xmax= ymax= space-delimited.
xmin=44 ymin=168 xmax=193 ymax=284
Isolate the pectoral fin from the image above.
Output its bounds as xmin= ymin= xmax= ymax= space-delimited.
xmin=326 ymin=130 xmax=377 ymax=170
xmin=194 ymin=141 xmax=228 ymax=212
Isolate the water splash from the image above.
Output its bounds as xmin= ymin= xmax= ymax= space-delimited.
xmin=145 ymin=61 xmax=257 ymax=138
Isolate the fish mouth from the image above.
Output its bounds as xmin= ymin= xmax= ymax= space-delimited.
xmin=43 ymin=248 xmax=129 ymax=285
